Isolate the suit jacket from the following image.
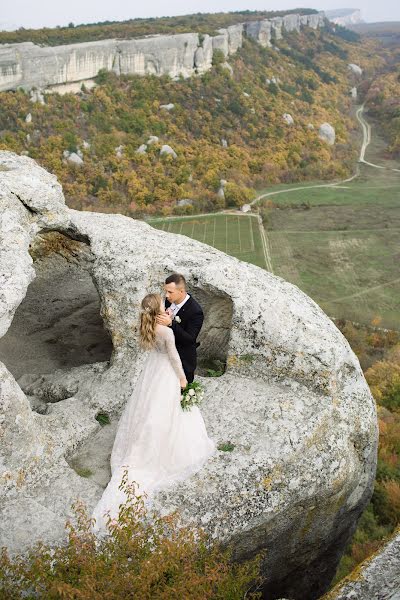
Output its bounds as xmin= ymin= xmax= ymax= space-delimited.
xmin=165 ymin=295 xmax=204 ymax=376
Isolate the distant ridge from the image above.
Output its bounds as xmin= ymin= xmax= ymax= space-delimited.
xmin=324 ymin=8 xmax=363 ymax=26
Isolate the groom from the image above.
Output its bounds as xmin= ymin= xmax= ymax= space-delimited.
xmin=156 ymin=273 xmax=204 ymax=384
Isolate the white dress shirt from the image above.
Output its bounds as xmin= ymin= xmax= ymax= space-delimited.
xmin=170 ymin=293 xmax=190 ymax=316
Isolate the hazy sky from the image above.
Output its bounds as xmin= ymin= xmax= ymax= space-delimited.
xmin=2 ymin=0 xmax=400 ymax=31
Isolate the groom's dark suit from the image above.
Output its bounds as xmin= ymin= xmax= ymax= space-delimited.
xmin=165 ymin=295 xmax=204 ymax=384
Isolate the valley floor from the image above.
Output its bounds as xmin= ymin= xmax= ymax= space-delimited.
xmin=149 ymin=107 xmax=400 ymax=331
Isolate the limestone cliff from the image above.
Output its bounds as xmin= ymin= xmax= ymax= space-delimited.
xmin=0 ymin=13 xmax=325 ymax=93
xmin=0 ymin=151 xmax=378 ymax=599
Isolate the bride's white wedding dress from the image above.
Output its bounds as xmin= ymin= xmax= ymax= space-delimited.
xmin=91 ymin=324 xmax=215 ymax=532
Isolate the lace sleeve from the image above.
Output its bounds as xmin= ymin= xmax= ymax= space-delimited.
xmin=158 ymin=326 xmax=186 ymax=381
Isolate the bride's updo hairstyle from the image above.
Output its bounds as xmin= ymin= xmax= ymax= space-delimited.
xmin=139 ymin=293 xmax=162 ymax=349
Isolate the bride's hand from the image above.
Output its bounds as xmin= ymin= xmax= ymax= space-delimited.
xmin=180 ymin=377 xmax=188 ymax=389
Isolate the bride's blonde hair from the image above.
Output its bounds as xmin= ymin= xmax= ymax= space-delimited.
xmin=139 ymin=293 xmax=162 ymax=349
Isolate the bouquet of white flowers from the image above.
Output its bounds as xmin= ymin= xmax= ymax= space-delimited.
xmin=180 ymin=381 xmax=203 ymax=411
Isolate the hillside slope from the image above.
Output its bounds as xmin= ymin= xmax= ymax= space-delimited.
xmin=0 ymin=19 xmax=381 ymax=216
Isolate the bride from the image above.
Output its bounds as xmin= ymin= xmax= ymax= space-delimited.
xmin=91 ymin=293 xmax=215 ymax=532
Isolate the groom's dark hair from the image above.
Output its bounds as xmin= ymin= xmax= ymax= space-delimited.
xmin=165 ymin=273 xmax=186 ymax=289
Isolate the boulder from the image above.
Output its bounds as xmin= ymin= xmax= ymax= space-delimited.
xmin=348 ymin=63 xmax=362 ymax=76
xmin=221 ymin=138 xmax=228 ymax=148
xmin=217 ymin=178 xmax=227 ymax=198
xmin=66 ymin=152 xmax=84 ymax=166
xmin=350 ymin=86 xmax=357 ymax=99
xmin=146 ymin=136 xmax=159 ymax=145
xmin=319 ymin=122 xmax=336 ymax=145
xmin=176 ymin=198 xmax=192 ymax=207
xmin=30 ymin=89 xmax=45 ymax=105
xmin=115 ymin=145 xmax=124 ymax=158
xmin=283 ymin=113 xmax=294 ymax=125
xmin=160 ymin=144 xmax=177 ymax=158
xmin=160 ymin=103 xmax=175 ymax=111
xmin=0 ymin=151 xmax=378 ymax=600
xmin=25 ymin=113 xmax=32 ymax=123
xmin=136 ymin=144 xmax=147 ymax=154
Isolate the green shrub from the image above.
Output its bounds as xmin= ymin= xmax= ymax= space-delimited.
xmin=212 ymin=49 xmax=226 ymax=67
xmin=218 ymin=441 xmax=236 ymax=452
xmin=96 ymin=411 xmax=111 ymax=426
xmin=0 ymin=471 xmax=265 ymax=598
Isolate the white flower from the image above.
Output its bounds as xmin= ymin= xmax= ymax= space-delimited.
xmin=189 ymin=388 xmax=195 ymax=396
xmin=175 ymin=315 xmax=181 ymax=323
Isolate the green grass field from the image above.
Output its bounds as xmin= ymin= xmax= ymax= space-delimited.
xmin=150 ymin=213 xmax=267 ymax=269
xmin=149 ymin=124 xmax=400 ymax=330
xmin=260 ymin=147 xmax=400 ymax=329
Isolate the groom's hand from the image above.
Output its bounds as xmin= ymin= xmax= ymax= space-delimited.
xmin=156 ymin=312 xmax=172 ymax=326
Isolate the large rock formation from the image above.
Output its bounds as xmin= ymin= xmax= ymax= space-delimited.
xmin=0 ymin=151 xmax=378 ymax=600
xmin=0 ymin=13 xmax=325 ymax=93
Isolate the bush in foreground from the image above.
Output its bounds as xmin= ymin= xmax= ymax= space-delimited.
xmin=0 ymin=470 xmax=265 ymax=599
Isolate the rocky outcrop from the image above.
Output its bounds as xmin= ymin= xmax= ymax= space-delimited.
xmin=0 ymin=13 xmax=326 ymax=93
xmin=0 ymin=151 xmax=378 ymax=600
xmin=244 ymin=13 xmax=324 ymax=47
xmin=325 ymin=529 xmax=400 ymax=600
xmin=245 ymin=20 xmax=273 ymax=48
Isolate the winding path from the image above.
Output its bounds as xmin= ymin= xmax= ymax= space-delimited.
xmin=151 ymin=106 xmax=398 ymax=274
xmin=356 ymin=104 xmax=400 ymax=172
xmin=249 ymin=104 xmax=400 ymax=271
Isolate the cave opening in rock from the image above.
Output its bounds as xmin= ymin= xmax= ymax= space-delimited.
xmin=189 ymin=286 xmax=233 ymax=376
xmin=0 ymin=231 xmax=113 ymax=409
